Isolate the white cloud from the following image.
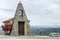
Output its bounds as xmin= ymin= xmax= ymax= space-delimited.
xmin=49 ymin=4 xmax=59 ymax=9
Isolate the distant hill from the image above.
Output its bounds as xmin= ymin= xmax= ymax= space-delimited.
xmin=0 ymin=30 xmax=4 ymax=35
xmin=31 ymin=25 xmax=60 ymax=36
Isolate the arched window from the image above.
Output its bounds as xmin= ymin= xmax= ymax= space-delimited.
xmin=19 ymin=10 xmax=23 ymax=16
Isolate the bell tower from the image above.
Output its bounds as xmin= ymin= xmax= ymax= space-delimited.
xmin=11 ymin=1 xmax=32 ymax=36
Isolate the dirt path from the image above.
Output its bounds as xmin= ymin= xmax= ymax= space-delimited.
xmin=0 ymin=35 xmax=60 ymax=40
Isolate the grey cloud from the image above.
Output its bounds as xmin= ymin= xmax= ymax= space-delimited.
xmin=0 ymin=0 xmax=60 ymax=25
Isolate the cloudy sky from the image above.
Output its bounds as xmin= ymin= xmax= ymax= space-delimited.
xmin=0 ymin=0 xmax=60 ymax=28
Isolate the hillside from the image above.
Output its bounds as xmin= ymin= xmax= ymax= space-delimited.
xmin=31 ymin=26 xmax=60 ymax=36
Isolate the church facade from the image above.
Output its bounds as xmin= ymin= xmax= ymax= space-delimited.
xmin=1 ymin=2 xmax=32 ymax=36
